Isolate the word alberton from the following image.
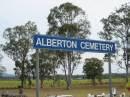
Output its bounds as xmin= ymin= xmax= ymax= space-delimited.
xmin=33 ymin=35 xmax=116 ymax=53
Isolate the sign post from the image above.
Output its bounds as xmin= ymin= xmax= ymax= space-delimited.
xmin=108 ymin=53 xmax=112 ymax=97
xmin=33 ymin=34 xmax=116 ymax=97
xmin=36 ymin=49 xmax=40 ymax=97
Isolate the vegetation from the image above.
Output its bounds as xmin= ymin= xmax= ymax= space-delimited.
xmin=99 ymin=3 xmax=130 ymax=82
xmin=31 ymin=49 xmax=57 ymax=88
xmin=0 ymin=78 xmax=128 ymax=97
xmin=47 ymin=2 xmax=90 ymax=89
xmin=83 ymin=58 xmax=104 ymax=86
xmin=0 ymin=54 xmax=6 ymax=75
xmin=0 ymin=78 xmax=126 ymax=89
xmin=2 ymin=21 xmax=38 ymax=87
xmin=0 ymin=77 xmax=128 ymax=97
xmin=1 ymin=2 xmax=130 ymax=97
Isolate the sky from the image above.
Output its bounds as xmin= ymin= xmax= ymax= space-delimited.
xmin=0 ymin=0 xmax=129 ymax=74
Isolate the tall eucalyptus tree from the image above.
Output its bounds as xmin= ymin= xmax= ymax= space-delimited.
xmin=99 ymin=3 xmax=130 ymax=82
xmin=2 ymin=21 xmax=37 ymax=87
xmin=47 ymin=2 xmax=90 ymax=89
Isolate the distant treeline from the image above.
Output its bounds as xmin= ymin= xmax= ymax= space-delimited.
xmin=0 ymin=73 xmax=126 ymax=80
xmin=73 ymin=73 xmax=126 ymax=79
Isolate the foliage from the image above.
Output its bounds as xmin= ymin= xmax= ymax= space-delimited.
xmin=126 ymin=82 xmax=130 ymax=88
xmin=0 ymin=54 xmax=6 ymax=75
xmin=98 ymin=3 xmax=130 ymax=82
xmin=47 ymin=2 xmax=90 ymax=89
xmin=2 ymin=21 xmax=37 ymax=87
xmin=31 ymin=49 xmax=57 ymax=88
xmin=47 ymin=3 xmax=90 ymax=37
xmin=83 ymin=58 xmax=104 ymax=86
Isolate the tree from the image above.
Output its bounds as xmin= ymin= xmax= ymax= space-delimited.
xmin=83 ymin=58 xmax=104 ymax=86
xmin=0 ymin=54 xmax=6 ymax=75
xmin=47 ymin=2 xmax=90 ymax=89
xmin=99 ymin=3 xmax=130 ymax=82
xmin=2 ymin=21 xmax=37 ymax=87
xmin=49 ymin=51 xmax=59 ymax=87
xmin=24 ymin=60 xmax=34 ymax=88
xmin=31 ymin=49 xmax=55 ymax=88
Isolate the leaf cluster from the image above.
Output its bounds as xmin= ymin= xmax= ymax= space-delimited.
xmin=83 ymin=58 xmax=104 ymax=79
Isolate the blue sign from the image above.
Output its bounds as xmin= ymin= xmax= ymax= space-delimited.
xmin=33 ymin=35 xmax=116 ymax=53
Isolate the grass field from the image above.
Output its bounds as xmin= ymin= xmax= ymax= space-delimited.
xmin=0 ymin=78 xmax=129 ymax=97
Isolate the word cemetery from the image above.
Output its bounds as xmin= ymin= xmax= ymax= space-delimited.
xmin=33 ymin=35 xmax=116 ymax=53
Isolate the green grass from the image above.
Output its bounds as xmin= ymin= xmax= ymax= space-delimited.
xmin=0 ymin=80 xmax=20 ymax=88
xmin=0 ymin=78 xmax=126 ymax=88
xmin=0 ymin=78 xmax=129 ymax=97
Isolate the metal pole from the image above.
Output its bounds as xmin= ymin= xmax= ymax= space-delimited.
xmin=36 ymin=49 xmax=40 ymax=97
xmin=108 ymin=53 xmax=112 ymax=97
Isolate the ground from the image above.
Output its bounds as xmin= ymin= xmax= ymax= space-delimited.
xmin=0 ymin=79 xmax=129 ymax=97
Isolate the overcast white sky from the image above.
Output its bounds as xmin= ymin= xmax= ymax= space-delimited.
xmin=0 ymin=0 xmax=129 ymax=74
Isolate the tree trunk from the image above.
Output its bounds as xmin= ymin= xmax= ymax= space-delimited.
xmin=21 ymin=56 xmax=26 ymax=88
xmin=67 ymin=53 xmax=71 ymax=90
xmin=40 ymin=79 xmax=43 ymax=88
xmin=53 ymin=74 xmax=56 ymax=87
xmin=28 ymin=77 xmax=32 ymax=88
xmin=21 ymin=64 xmax=25 ymax=88
xmin=126 ymin=30 xmax=129 ymax=83
xmin=64 ymin=67 xmax=70 ymax=90
xmin=98 ymin=77 xmax=102 ymax=84
xmin=66 ymin=78 xmax=71 ymax=90
xmin=63 ymin=52 xmax=72 ymax=90
xmin=67 ymin=65 xmax=71 ymax=89
xmin=92 ymin=78 xmax=96 ymax=86
xmin=53 ymin=63 xmax=56 ymax=87
xmin=124 ymin=52 xmax=129 ymax=83
xmin=21 ymin=78 xmax=24 ymax=88
xmin=126 ymin=65 xmax=129 ymax=83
